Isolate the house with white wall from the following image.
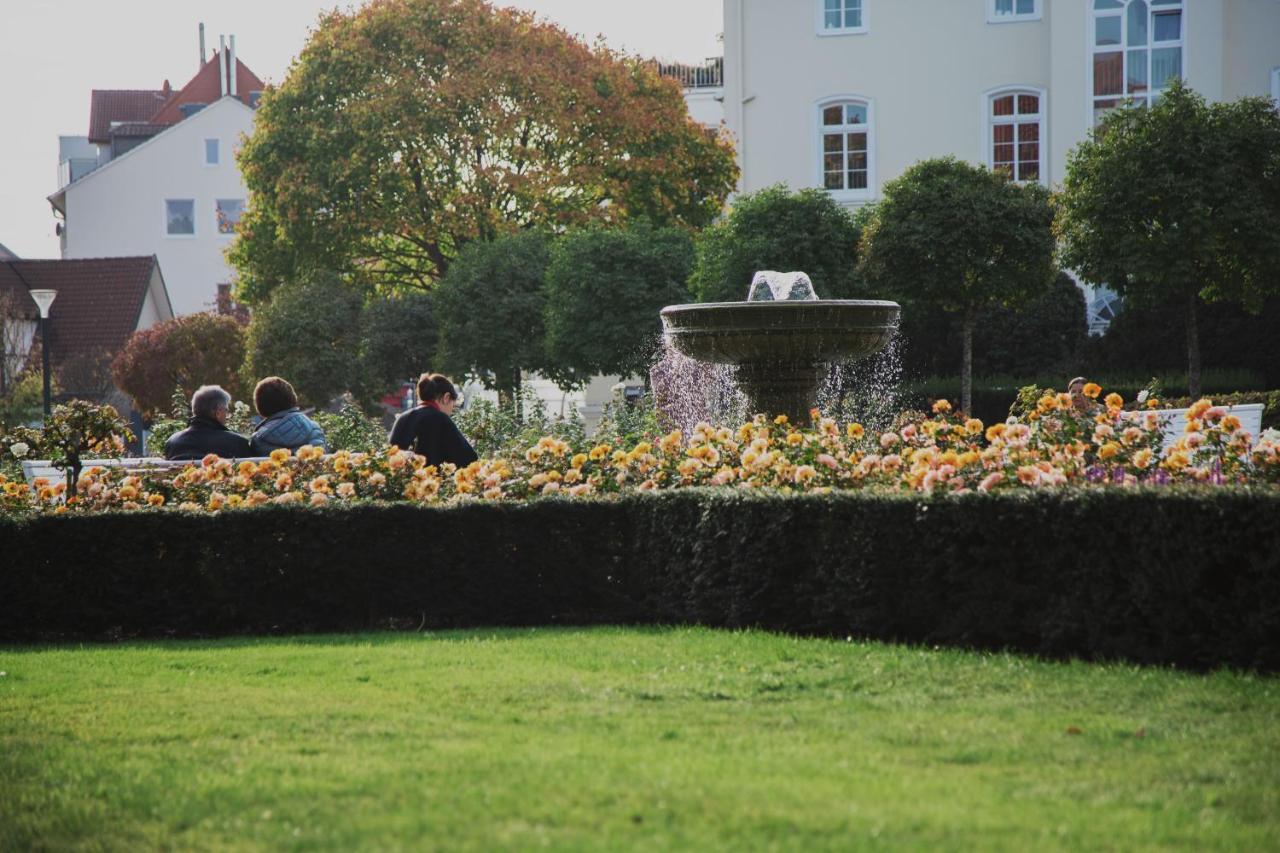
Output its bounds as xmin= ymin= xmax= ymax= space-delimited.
xmin=718 ymin=0 xmax=1280 ymax=328
xmin=48 ymin=36 xmax=263 ymax=317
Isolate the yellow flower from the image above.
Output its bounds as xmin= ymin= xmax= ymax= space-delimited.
xmin=525 ymin=447 xmax=543 ymax=463
xmin=677 ymin=458 xmax=701 ymax=477
xmin=207 ymin=492 xmax=226 ymax=511
xmin=269 ymin=448 xmax=291 ymax=463
xmin=846 ymin=423 xmax=865 ymax=440
xmin=1037 ymin=395 xmax=1058 ymax=413
xmin=1133 ymin=448 xmax=1153 ymax=469
xmin=786 ymin=432 xmax=804 ymax=446
xmin=1187 ymin=399 xmax=1212 ymax=420
xmin=309 ymin=492 xmax=329 ymax=506
xmin=774 ymin=414 xmax=789 ymax=425
xmin=570 ymin=453 xmax=588 ymax=469
xmin=1083 ymin=382 xmax=1101 ymax=399
xmin=1104 ymin=392 xmax=1124 ymax=410
xmin=964 ymin=418 xmax=983 ymax=435
xmin=146 ymin=493 xmax=164 ymax=507
xmin=932 ymin=399 xmax=952 ymax=414
xmin=793 ymin=464 xmax=817 ymax=484
xmin=275 ymin=472 xmax=293 ymax=492
xmin=985 ymin=423 xmax=1007 ymax=442
xmin=658 ymin=432 xmax=683 ymax=454
xmin=1098 ymin=442 xmax=1120 ymax=460
xmin=589 ymin=444 xmax=611 ymax=461
xmin=118 ymin=484 xmax=139 ymax=501
xmin=1222 ymin=414 xmax=1242 ymax=432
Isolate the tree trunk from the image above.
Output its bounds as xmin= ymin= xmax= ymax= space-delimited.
xmin=512 ymin=370 xmax=522 ymax=421
xmin=1186 ymin=292 xmax=1202 ymax=400
xmin=961 ymin=309 xmax=975 ymax=415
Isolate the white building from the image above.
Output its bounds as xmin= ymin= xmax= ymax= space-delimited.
xmin=718 ymin=0 xmax=1280 ymax=329
xmin=49 ymin=38 xmax=263 ymax=317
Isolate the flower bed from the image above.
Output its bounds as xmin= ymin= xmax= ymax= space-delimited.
xmin=2 ymin=390 xmax=1277 ymax=516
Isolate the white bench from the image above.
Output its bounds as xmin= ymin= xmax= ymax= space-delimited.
xmin=1131 ymin=403 xmax=1266 ymax=451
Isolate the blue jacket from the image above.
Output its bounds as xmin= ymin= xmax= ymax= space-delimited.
xmin=249 ymin=408 xmax=328 ymax=456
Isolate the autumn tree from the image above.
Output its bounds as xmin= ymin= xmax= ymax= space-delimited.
xmin=689 ymin=186 xmax=865 ymax=303
xmin=1056 ymin=80 xmax=1280 ymax=398
xmin=434 ymin=230 xmax=550 ymax=403
xmin=112 ymin=313 xmax=246 ymax=420
xmin=858 ymin=157 xmax=1056 ymax=413
xmin=230 ymin=0 xmax=738 ymax=302
xmin=544 ymin=221 xmax=694 ymax=384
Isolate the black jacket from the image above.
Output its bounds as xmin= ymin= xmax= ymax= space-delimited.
xmin=388 ymin=405 xmax=478 ymax=467
xmin=163 ymin=416 xmax=253 ymax=461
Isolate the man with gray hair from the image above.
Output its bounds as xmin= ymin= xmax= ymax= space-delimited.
xmin=163 ymin=385 xmax=253 ymax=460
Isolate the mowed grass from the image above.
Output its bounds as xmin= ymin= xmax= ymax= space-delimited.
xmin=1 ymin=627 xmax=1277 ymax=851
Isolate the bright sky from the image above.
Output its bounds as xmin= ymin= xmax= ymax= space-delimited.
xmin=0 ymin=0 xmax=722 ymax=259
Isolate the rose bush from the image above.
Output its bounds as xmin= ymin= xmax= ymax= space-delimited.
xmin=0 ymin=385 xmax=1276 ymax=517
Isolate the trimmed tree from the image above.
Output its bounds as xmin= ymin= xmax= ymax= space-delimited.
xmin=1056 ymin=79 xmax=1280 ymax=399
xmin=689 ymin=185 xmax=864 ymax=303
xmin=434 ymin=230 xmax=551 ymax=404
xmin=245 ymin=274 xmax=364 ymax=408
xmin=230 ymin=0 xmax=737 ymax=302
xmin=359 ymin=292 xmax=439 ymax=408
xmin=858 ymin=157 xmax=1056 ymax=413
xmin=544 ymin=221 xmax=695 ymax=385
xmin=112 ymin=313 xmax=246 ymax=420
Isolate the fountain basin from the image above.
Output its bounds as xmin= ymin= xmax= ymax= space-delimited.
xmin=660 ymin=299 xmax=901 ymax=422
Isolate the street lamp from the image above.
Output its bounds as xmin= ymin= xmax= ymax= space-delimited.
xmin=28 ymin=288 xmax=57 ymax=418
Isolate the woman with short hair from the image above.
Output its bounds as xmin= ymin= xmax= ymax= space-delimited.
xmin=248 ymin=376 xmax=327 ymax=456
xmin=387 ymin=372 xmax=478 ymax=467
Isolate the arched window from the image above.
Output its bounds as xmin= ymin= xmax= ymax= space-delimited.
xmin=1090 ymin=0 xmax=1183 ymax=124
xmin=817 ymin=98 xmax=874 ymax=199
xmin=987 ymin=88 xmax=1045 ymax=183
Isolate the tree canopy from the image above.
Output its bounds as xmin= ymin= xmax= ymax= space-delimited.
xmin=544 ymin=221 xmax=695 ymax=384
xmin=858 ymin=157 xmax=1056 ymax=412
xmin=434 ymin=230 xmax=551 ymax=401
xmin=111 ymin=313 xmax=246 ymax=420
xmin=230 ymin=0 xmax=737 ymax=302
xmin=1056 ymin=79 xmax=1280 ymax=398
xmin=688 ymin=186 xmax=864 ymax=303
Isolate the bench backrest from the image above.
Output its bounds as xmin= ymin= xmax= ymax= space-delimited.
xmin=1133 ymin=403 xmax=1266 ymax=451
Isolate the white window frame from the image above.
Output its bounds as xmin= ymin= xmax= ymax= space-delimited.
xmin=815 ymin=0 xmax=867 ymax=36
xmin=204 ymin=138 xmax=219 ymax=166
xmin=1088 ymin=0 xmax=1186 ymax=126
xmin=983 ymin=85 xmax=1048 ymax=186
xmin=1272 ymin=66 xmax=1280 ymax=105
xmin=814 ymin=95 xmax=875 ymax=203
xmin=164 ymin=199 xmax=196 ymax=238
xmin=215 ymin=198 xmax=245 ymax=237
xmin=987 ymin=0 xmax=1042 ymax=24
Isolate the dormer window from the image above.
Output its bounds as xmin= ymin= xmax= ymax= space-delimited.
xmin=818 ymin=0 xmax=866 ymax=35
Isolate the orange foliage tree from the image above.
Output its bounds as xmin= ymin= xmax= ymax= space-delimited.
xmin=111 ymin=313 xmax=247 ymax=420
xmin=230 ymin=0 xmax=738 ymax=302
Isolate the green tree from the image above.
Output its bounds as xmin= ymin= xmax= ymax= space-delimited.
xmin=689 ymin=186 xmax=864 ymax=303
xmin=245 ymin=274 xmax=364 ymax=408
xmin=544 ymin=221 xmax=694 ymax=384
xmin=858 ymin=157 xmax=1056 ymax=412
xmin=230 ymin=0 xmax=737 ymax=302
xmin=359 ymin=292 xmax=438 ymax=407
xmin=1056 ymin=80 xmax=1280 ymax=398
xmin=434 ymin=230 xmax=551 ymax=403
xmin=111 ymin=313 xmax=246 ymax=420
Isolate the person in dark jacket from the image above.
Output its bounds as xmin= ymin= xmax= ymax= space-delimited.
xmin=388 ymin=373 xmax=478 ymax=467
xmin=249 ymin=376 xmax=327 ymax=456
xmin=163 ymin=385 xmax=253 ymax=460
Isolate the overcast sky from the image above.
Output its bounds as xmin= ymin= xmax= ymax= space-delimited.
xmin=0 ymin=0 xmax=723 ymax=259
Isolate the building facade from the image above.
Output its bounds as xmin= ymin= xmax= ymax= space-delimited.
xmin=49 ymin=42 xmax=262 ymax=317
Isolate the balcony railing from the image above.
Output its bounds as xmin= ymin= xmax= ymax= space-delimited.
xmin=654 ymin=56 xmax=724 ymax=90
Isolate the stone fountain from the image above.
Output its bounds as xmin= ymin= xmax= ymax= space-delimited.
xmin=659 ymin=271 xmax=900 ymax=423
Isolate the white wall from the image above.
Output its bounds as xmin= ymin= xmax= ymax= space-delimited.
xmin=723 ymin=0 xmax=1280 ymax=204
xmin=60 ymin=97 xmax=254 ymax=317
xmin=683 ymin=89 xmax=725 ymax=129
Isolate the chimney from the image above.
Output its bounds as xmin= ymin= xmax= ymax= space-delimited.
xmin=199 ymin=22 xmax=206 ymax=68
xmin=218 ymin=35 xmax=227 ymax=97
xmin=229 ymin=35 xmax=238 ymax=97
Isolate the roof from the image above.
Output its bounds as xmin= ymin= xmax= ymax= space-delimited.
xmin=0 ymin=242 xmax=18 ymax=261
xmin=0 ymin=257 xmax=161 ymax=360
xmin=88 ymin=89 xmax=168 ymax=144
xmin=149 ymin=51 xmax=265 ymax=126
xmin=107 ymin=122 xmax=170 ymax=139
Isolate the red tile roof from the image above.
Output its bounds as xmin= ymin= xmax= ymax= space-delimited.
xmin=0 ymin=257 xmax=163 ymax=362
xmin=148 ymin=51 xmax=265 ymax=126
xmin=88 ymin=90 xmax=168 ymax=144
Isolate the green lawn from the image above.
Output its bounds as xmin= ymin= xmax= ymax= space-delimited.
xmin=1 ymin=627 xmax=1276 ymax=851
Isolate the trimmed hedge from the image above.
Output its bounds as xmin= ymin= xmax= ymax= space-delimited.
xmin=2 ymin=490 xmax=1278 ymax=670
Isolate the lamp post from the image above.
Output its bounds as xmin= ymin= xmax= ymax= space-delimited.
xmin=29 ymin=288 xmax=57 ymax=418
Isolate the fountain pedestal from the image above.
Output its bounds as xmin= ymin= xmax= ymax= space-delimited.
xmin=734 ymin=361 xmax=826 ymax=425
